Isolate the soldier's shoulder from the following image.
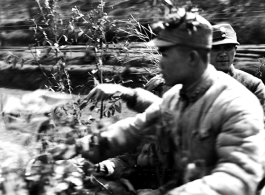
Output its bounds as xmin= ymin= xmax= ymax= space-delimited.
xmin=234 ymin=68 xmax=263 ymax=83
xmin=215 ymin=71 xmax=258 ymax=100
xmin=214 ymin=73 xmax=263 ymax=118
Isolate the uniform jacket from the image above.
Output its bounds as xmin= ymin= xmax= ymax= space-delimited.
xmin=128 ymin=64 xmax=265 ymax=115
xmin=115 ymin=65 xmax=265 ymax=192
xmin=108 ymin=87 xmax=175 ymax=190
xmin=228 ymin=64 xmax=265 ymax=116
xmin=107 ymin=140 xmax=177 ymax=190
xmin=86 ymin=65 xmax=265 ymax=195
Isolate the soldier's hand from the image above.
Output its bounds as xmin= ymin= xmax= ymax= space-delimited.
xmin=94 ymin=159 xmax=115 ymax=176
xmin=84 ymin=84 xmax=134 ymax=102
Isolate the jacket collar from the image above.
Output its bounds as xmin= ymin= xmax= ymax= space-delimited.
xmin=179 ymin=65 xmax=215 ymax=102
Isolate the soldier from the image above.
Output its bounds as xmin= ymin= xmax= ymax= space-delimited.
xmin=51 ymin=8 xmax=265 ymax=195
xmin=85 ymin=24 xmax=265 ymax=116
xmin=93 ymin=76 xmax=174 ymax=194
xmin=210 ymin=23 xmax=265 ymax=115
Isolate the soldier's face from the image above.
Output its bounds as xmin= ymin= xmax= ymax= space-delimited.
xmin=210 ymin=44 xmax=236 ymax=72
xmin=159 ymin=45 xmax=190 ymax=86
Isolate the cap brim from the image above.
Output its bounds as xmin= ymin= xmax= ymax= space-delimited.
xmin=145 ymin=38 xmax=176 ymax=47
xmin=212 ymin=39 xmax=239 ymax=45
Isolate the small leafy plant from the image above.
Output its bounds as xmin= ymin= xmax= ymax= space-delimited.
xmin=4 ymin=0 xmax=160 ymax=121
xmin=256 ymin=57 xmax=265 ymax=78
xmin=0 ymin=1 xmax=166 ymax=194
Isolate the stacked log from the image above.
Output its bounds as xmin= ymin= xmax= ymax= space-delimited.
xmin=0 ymin=44 xmax=265 ymax=93
xmin=234 ymin=45 xmax=265 ymax=82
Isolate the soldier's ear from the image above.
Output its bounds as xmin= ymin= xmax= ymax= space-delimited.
xmin=189 ymin=50 xmax=200 ymax=67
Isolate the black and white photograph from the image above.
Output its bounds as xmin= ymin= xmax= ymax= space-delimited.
xmin=0 ymin=0 xmax=265 ymax=194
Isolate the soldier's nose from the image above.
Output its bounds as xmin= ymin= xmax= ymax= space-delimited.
xmin=218 ymin=52 xmax=227 ymax=57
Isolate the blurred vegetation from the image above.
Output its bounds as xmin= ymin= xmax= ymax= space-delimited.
xmin=194 ymin=0 xmax=265 ymax=44
xmin=0 ymin=0 xmax=265 ymax=90
xmin=0 ymin=0 xmax=265 ymax=45
xmin=1 ymin=0 xmax=160 ymax=94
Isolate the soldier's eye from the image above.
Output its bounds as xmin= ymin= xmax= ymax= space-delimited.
xmin=212 ymin=44 xmax=235 ymax=52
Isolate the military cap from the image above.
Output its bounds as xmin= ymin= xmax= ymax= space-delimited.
xmin=212 ymin=23 xmax=239 ymax=45
xmin=146 ymin=9 xmax=213 ymax=50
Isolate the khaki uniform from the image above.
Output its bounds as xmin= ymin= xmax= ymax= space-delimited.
xmin=111 ymin=65 xmax=265 ymax=192
xmin=128 ymin=65 xmax=265 ymax=115
xmin=105 ymin=81 xmax=174 ymax=190
xmin=89 ymin=65 xmax=265 ymax=195
xmin=107 ymin=141 xmax=177 ymax=191
xmin=228 ymin=64 xmax=265 ymax=115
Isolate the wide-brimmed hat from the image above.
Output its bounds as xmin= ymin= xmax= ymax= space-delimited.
xmin=146 ymin=11 xmax=213 ymax=50
xmin=212 ymin=23 xmax=239 ymax=45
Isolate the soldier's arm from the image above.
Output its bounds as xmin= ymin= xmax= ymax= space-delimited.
xmin=123 ymin=88 xmax=162 ymax=113
xmin=83 ymin=84 xmax=162 ymax=113
xmin=51 ymin=101 xmax=161 ymax=163
xmin=166 ymin=96 xmax=265 ymax=195
xmin=252 ymin=79 xmax=265 ymax=114
xmin=247 ymin=77 xmax=265 ymax=123
xmin=236 ymin=70 xmax=265 ymax=117
xmin=123 ymin=73 xmax=165 ymax=112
